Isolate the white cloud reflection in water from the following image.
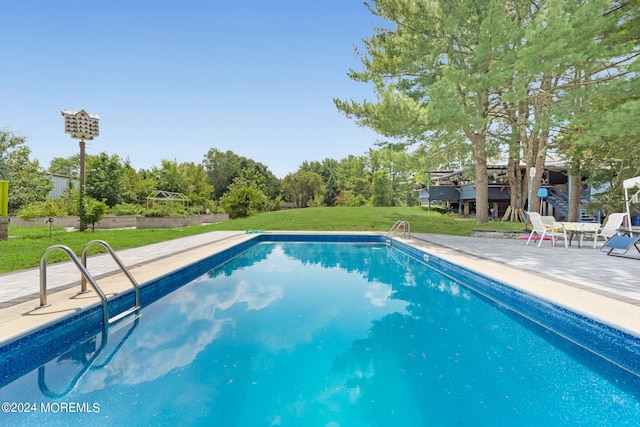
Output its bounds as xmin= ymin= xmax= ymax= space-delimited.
xmin=81 ymin=274 xmax=284 ymax=392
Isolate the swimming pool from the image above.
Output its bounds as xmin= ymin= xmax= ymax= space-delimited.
xmin=1 ymin=235 xmax=639 ymax=425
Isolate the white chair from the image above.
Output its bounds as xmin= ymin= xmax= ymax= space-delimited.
xmin=541 ymin=215 xmax=555 ymax=225
xmin=526 ymin=212 xmax=568 ymax=248
xmin=593 ymin=213 xmax=629 ymax=248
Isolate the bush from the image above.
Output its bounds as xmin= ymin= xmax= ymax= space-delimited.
xmin=220 ymin=184 xmax=267 ymax=219
xmin=109 ymin=203 xmax=144 ymax=216
xmin=17 ymin=199 xmax=67 ymax=218
xmin=82 ymin=198 xmax=109 ymax=231
xmin=143 ymin=202 xmax=189 ymax=217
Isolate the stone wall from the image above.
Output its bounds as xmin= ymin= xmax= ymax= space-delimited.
xmin=9 ymin=216 xmax=80 ymax=229
xmin=471 ymin=229 xmax=527 ymax=239
xmin=135 ymin=214 xmax=228 ymax=229
xmin=9 ymin=214 xmax=229 ymax=230
xmin=0 ymin=217 xmax=7 ymax=240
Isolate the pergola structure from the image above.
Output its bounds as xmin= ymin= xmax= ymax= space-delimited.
xmin=146 ymin=190 xmax=189 ymax=210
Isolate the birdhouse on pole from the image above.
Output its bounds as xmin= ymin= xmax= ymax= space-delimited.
xmin=61 ymin=109 xmax=99 ymax=231
xmin=61 ymin=109 xmax=100 ymax=140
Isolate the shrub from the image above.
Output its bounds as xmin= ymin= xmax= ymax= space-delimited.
xmin=220 ymin=184 xmax=267 ymax=219
xmin=109 ymin=203 xmax=144 ymax=216
xmin=82 ymin=198 xmax=109 ymax=231
xmin=17 ymin=199 xmax=67 ymax=218
xmin=143 ymin=202 xmax=189 ymax=217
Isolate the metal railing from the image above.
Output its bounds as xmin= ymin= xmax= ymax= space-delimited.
xmin=81 ymin=240 xmax=140 ymax=313
xmin=38 ymin=240 xmax=140 ymax=330
xmin=387 ymin=220 xmax=410 ymax=239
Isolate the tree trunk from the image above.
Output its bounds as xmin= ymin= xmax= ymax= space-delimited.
xmin=504 ymin=138 xmax=523 ymax=222
xmin=470 ymin=134 xmax=489 ymax=223
xmin=568 ymin=175 xmax=582 ymax=222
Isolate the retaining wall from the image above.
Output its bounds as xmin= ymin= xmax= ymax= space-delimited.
xmin=0 ymin=217 xmax=7 ymax=240
xmin=8 ymin=214 xmax=229 ymax=230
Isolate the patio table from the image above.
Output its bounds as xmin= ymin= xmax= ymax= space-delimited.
xmin=554 ymin=222 xmax=600 ymax=248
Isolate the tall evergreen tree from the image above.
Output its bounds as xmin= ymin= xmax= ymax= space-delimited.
xmin=336 ymin=0 xmax=505 ymax=222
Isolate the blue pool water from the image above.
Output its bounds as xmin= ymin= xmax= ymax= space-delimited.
xmin=1 ymin=239 xmax=640 ymax=426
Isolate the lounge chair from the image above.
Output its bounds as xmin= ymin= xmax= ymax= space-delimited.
xmin=600 ymin=235 xmax=640 ymax=258
xmin=593 ymin=213 xmax=629 ymax=248
xmin=526 ymin=212 xmax=568 ymax=248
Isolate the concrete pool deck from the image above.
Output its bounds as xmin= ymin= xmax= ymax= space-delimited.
xmin=1 ymin=230 xmax=639 ymax=344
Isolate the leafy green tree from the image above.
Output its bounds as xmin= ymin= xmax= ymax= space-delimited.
xmin=300 ymin=158 xmax=340 ymax=206
xmin=185 ymin=162 xmax=214 ymax=208
xmin=82 ymin=197 xmax=109 ymax=231
xmin=0 ymin=128 xmax=28 ymax=179
xmin=219 ymin=175 xmax=268 ymax=219
xmin=48 ymin=155 xmax=81 ymax=176
xmin=6 ymin=146 xmax=53 ymax=213
xmin=152 ymin=159 xmax=193 ymax=195
xmin=547 ymin=1 xmax=640 ymax=218
xmin=203 ymin=148 xmax=281 ymax=202
xmin=203 ymin=148 xmax=243 ymax=200
xmin=367 ymin=146 xmax=418 ymax=206
xmin=85 ymin=152 xmax=126 ymax=207
xmin=0 ymin=129 xmax=52 ymax=213
xmin=133 ymin=168 xmax=160 ymax=202
xmin=282 ymin=170 xmax=324 ymax=208
xmin=335 ymin=155 xmax=371 ymax=205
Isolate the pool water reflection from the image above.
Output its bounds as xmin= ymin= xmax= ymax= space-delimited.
xmin=1 ymin=242 xmax=639 ymax=426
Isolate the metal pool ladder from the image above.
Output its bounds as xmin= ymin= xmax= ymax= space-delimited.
xmin=387 ymin=220 xmax=410 ymax=243
xmin=39 ymin=240 xmax=140 ymax=331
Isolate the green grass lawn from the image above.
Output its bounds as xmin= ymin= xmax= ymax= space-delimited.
xmin=0 ymin=207 xmax=523 ymax=274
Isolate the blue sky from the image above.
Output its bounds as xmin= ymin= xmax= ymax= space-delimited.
xmin=1 ymin=1 xmax=385 ymax=178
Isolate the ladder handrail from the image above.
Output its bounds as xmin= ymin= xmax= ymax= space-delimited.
xmin=387 ymin=220 xmax=410 ymax=239
xmin=81 ymin=240 xmax=140 ymax=309
xmin=39 ymin=245 xmax=109 ymax=327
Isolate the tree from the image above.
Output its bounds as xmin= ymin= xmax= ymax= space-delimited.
xmin=0 ymin=129 xmax=53 ymax=213
xmin=48 ymin=155 xmax=81 ymax=176
xmin=219 ymin=175 xmax=268 ymax=219
xmin=367 ymin=146 xmax=417 ymax=206
xmin=184 ymin=162 xmax=214 ymax=208
xmin=203 ymin=148 xmax=244 ymax=200
xmin=152 ymin=159 xmax=193 ymax=195
xmin=335 ymin=0 xmax=503 ymax=222
xmin=300 ymin=158 xmax=340 ymax=206
xmin=335 ymin=155 xmax=371 ymax=205
xmin=85 ymin=152 xmax=126 ymax=207
xmin=0 ymin=128 xmax=27 ymax=179
xmin=549 ymin=0 xmax=640 ymax=218
xmin=82 ymin=197 xmax=109 ymax=231
xmin=6 ymin=146 xmax=53 ymax=213
xmin=133 ymin=168 xmax=160 ymax=202
xmin=203 ymin=148 xmax=281 ymax=202
xmin=282 ymin=170 xmax=324 ymax=208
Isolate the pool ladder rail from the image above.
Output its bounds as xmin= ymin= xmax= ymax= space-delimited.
xmin=38 ymin=240 xmax=141 ymax=332
xmin=387 ymin=220 xmax=410 ymax=243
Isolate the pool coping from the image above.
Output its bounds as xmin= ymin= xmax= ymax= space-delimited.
xmin=1 ymin=232 xmax=640 ymax=381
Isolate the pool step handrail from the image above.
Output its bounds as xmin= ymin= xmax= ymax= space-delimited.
xmin=81 ymin=240 xmax=140 ymax=310
xmin=387 ymin=220 xmax=410 ymax=240
xmin=39 ymin=245 xmax=110 ymax=329
xmin=38 ymin=241 xmax=140 ymax=332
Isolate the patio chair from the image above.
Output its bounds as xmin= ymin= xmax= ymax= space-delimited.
xmin=593 ymin=213 xmax=629 ymax=248
xmin=600 ymin=235 xmax=640 ymax=258
xmin=541 ymin=215 xmax=556 ymax=225
xmin=526 ymin=212 xmax=568 ymax=248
